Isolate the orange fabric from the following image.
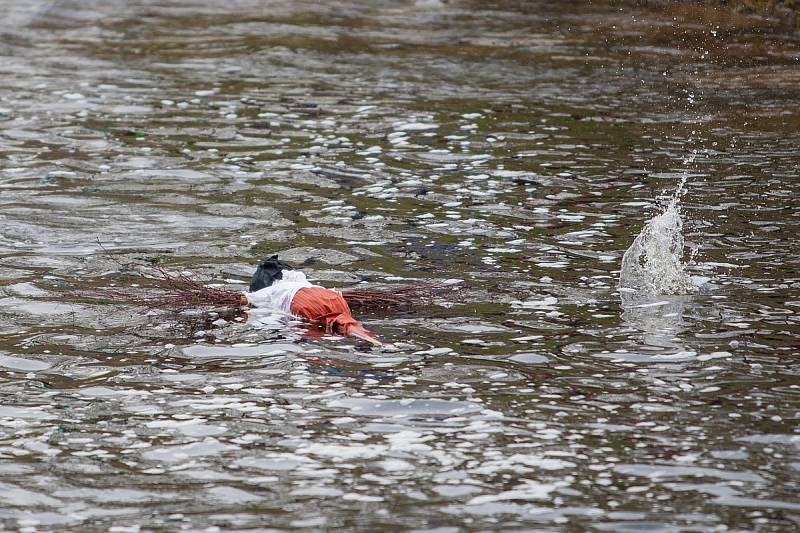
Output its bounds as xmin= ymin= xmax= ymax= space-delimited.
xmin=290 ymin=287 xmax=377 ymax=341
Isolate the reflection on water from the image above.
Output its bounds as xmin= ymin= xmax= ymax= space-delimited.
xmin=1 ymin=0 xmax=800 ymax=531
xmin=620 ymin=295 xmax=688 ymax=353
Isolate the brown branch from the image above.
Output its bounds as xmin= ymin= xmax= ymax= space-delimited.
xmin=342 ymin=283 xmax=464 ymax=312
xmin=85 ymin=246 xmax=245 ymax=313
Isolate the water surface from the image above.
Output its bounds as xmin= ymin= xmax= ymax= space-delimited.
xmin=1 ymin=1 xmax=799 ymax=531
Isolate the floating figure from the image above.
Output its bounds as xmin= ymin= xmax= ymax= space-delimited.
xmin=90 ymin=252 xmax=462 ymax=346
xmin=242 ymin=256 xmax=381 ymax=346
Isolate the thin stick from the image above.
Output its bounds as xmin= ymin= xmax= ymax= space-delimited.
xmin=86 ymin=257 xmax=244 ymax=313
xmin=341 ymin=283 xmax=463 ymax=312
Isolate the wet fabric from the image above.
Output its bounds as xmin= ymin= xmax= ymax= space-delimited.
xmin=290 ymin=287 xmax=375 ymax=340
xmin=245 ymin=270 xmax=314 ymax=313
xmin=249 ymin=255 xmax=295 ymax=292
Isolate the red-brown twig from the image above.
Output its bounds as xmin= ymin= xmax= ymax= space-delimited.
xmin=85 ymin=240 xmax=245 ymax=312
xmin=87 ymin=266 xmax=244 ymax=313
xmin=341 ymin=283 xmax=463 ymax=312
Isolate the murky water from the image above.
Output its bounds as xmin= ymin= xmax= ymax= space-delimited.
xmin=1 ymin=1 xmax=799 ymax=531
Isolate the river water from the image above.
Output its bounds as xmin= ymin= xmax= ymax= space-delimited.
xmin=1 ymin=1 xmax=799 ymax=531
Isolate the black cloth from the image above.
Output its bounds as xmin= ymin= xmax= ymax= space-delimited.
xmin=248 ymin=255 xmax=294 ymax=292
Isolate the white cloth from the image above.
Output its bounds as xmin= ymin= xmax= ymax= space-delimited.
xmin=243 ymin=270 xmax=318 ymax=314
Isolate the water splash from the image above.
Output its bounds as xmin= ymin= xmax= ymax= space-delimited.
xmin=619 ymin=193 xmax=696 ymax=296
xmin=619 ymin=77 xmax=704 ymax=298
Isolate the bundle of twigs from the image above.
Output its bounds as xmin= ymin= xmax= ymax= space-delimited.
xmin=341 ymin=283 xmax=462 ymax=312
xmin=92 ymin=267 xmax=245 ymax=313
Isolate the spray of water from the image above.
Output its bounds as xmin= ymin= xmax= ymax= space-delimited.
xmin=619 ymin=175 xmax=697 ymax=296
xmin=619 ymin=75 xmax=703 ymax=299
